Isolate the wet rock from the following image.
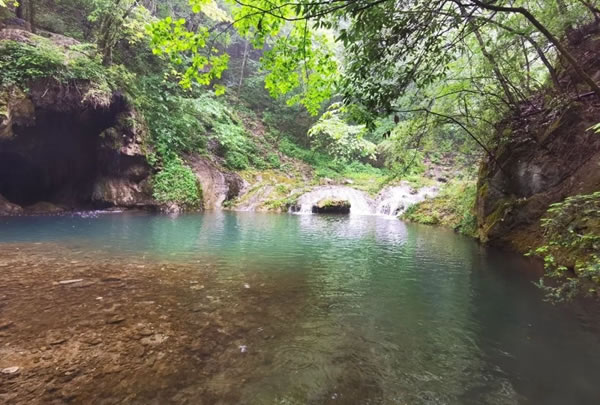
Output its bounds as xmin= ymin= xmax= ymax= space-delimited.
xmin=92 ymin=177 xmax=154 ymax=209
xmin=48 ymin=336 xmax=67 ymax=345
xmin=106 ymin=316 xmax=126 ymax=325
xmin=312 ymin=198 xmax=351 ymax=214
xmin=187 ymin=156 xmax=246 ymax=209
xmin=81 ymin=334 xmax=102 ymax=346
xmin=0 ymin=194 xmax=23 ymax=215
xmin=102 ymin=276 xmax=122 ymax=282
xmin=25 ymin=202 xmax=65 ymax=214
xmin=1 ymin=366 xmax=20 ymax=375
xmin=477 ymin=100 xmax=600 ymax=248
xmin=140 ymin=334 xmax=168 ymax=345
xmin=57 ymin=279 xmax=84 ymax=285
xmin=0 ymin=86 xmax=35 ymax=139
xmin=0 ymin=320 xmax=14 ymax=330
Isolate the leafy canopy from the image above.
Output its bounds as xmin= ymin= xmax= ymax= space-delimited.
xmin=148 ymin=0 xmax=339 ymax=114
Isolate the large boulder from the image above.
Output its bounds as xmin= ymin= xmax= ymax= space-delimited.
xmin=186 ymin=155 xmax=246 ymax=210
xmin=312 ymin=198 xmax=351 ymax=214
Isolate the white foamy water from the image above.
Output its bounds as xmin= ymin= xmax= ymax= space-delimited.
xmin=292 ymin=183 xmax=438 ymax=216
xmin=294 ymin=186 xmax=374 ymax=215
xmin=374 ymin=184 xmax=438 ymax=216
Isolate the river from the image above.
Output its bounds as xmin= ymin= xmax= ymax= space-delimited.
xmin=1 ymin=212 xmax=599 ymax=404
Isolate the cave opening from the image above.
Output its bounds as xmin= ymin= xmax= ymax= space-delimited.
xmin=0 ymin=105 xmax=119 ymax=209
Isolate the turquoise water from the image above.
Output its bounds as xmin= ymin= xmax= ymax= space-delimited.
xmin=1 ymin=212 xmax=600 ymax=404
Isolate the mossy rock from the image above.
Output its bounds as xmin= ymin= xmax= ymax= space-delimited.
xmin=312 ymin=198 xmax=351 ymax=214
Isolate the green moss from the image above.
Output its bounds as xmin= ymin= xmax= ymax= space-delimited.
xmin=481 ymin=197 xmax=515 ymax=237
xmin=316 ymin=199 xmax=350 ymax=209
xmin=313 ymin=198 xmax=351 ymax=213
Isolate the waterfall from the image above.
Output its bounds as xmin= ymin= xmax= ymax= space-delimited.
xmin=374 ymin=184 xmax=438 ymax=216
xmin=294 ymin=186 xmax=375 ymax=215
xmin=292 ymin=183 xmax=438 ymax=217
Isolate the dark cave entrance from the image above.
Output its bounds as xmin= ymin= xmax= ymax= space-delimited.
xmin=0 ymin=106 xmax=119 ymax=208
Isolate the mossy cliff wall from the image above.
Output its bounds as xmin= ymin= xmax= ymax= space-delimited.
xmin=476 ymin=26 xmax=600 ymax=252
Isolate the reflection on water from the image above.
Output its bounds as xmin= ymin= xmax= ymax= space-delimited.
xmin=1 ymin=212 xmax=600 ymax=404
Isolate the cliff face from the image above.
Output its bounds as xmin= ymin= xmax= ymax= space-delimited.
xmin=0 ymin=76 xmax=156 ymax=213
xmin=476 ymin=25 xmax=600 ymax=252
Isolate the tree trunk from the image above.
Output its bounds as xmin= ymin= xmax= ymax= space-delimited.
xmin=473 ymin=28 xmax=518 ymax=106
xmin=28 ymin=0 xmax=35 ymax=33
xmin=460 ymin=5 xmax=517 ymax=105
xmin=16 ymin=2 xmax=24 ymax=19
xmin=98 ymin=15 xmax=114 ymax=66
xmin=577 ymin=0 xmax=600 ymax=21
xmin=475 ymin=16 xmax=561 ymax=89
xmin=237 ymin=40 xmax=250 ymax=95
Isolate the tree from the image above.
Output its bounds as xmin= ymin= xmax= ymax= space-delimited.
xmin=307 ymin=103 xmax=376 ymax=162
xmin=89 ymin=0 xmax=152 ymax=65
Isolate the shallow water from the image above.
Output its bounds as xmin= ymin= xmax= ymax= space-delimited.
xmin=1 ymin=212 xmax=600 ymax=404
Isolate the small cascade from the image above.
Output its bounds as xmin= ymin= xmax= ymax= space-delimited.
xmin=374 ymin=184 xmax=438 ymax=216
xmin=294 ymin=186 xmax=375 ymax=215
xmin=291 ymin=183 xmax=439 ymax=217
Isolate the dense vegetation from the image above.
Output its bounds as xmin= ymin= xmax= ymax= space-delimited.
xmin=1 ymin=0 xmax=599 ymax=300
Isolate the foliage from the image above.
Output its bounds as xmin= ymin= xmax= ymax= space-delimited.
xmin=531 ymin=192 xmax=600 ymax=302
xmin=0 ymin=39 xmax=106 ymax=86
xmin=148 ymin=14 xmax=229 ymax=92
xmin=152 ymin=157 xmax=202 ymax=208
xmin=148 ymin=0 xmax=339 ymax=113
xmin=192 ymin=94 xmax=268 ymax=170
xmin=130 ymin=76 xmax=206 ymax=163
xmin=403 ymin=179 xmax=477 ymax=236
xmin=308 ymin=103 xmax=376 ymax=163
xmin=88 ymin=0 xmax=154 ymax=65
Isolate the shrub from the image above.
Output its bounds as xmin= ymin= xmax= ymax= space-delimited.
xmin=532 ymin=192 xmax=600 ymax=302
xmin=402 ymin=179 xmax=477 ymax=236
xmin=152 ymin=158 xmax=202 ymax=208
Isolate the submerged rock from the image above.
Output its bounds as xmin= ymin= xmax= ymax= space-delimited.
xmin=1 ymin=366 xmax=20 ymax=375
xmin=312 ymin=198 xmax=351 ymax=214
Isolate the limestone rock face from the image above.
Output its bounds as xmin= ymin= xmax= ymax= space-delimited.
xmin=0 ymin=87 xmax=35 ymax=139
xmin=476 ymin=102 xmax=600 ymax=251
xmin=0 ymin=24 xmax=156 ymax=212
xmin=187 ymin=155 xmax=246 ymax=210
xmin=25 ymin=201 xmax=64 ymax=214
xmin=0 ymin=194 xmax=23 ymax=215
xmin=0 ymin=80 xmax=156 ymax=211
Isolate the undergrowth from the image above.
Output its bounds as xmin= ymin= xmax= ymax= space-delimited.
xmin=529 ymin=192 xmax=600 ymax=302
xmin=402 ymin=179 xmax=477 ymax=236
xmin=152 ymin=157 xmax=202 ymax=209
